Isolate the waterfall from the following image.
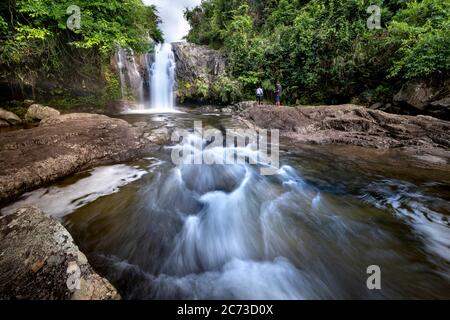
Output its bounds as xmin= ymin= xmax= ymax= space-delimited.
xmin=150 ymin=43 xmax=176 ymax=110
xmin=115 ymin=43 xmax=177 ymax=112
xmin=115 ymin=47 xmax=144 ymax=108
xmin=116 ymin=48 xmax=127 ymax=99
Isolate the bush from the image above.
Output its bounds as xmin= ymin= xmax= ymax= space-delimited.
xmin=211 ymin=76 xmax=243 ymax=104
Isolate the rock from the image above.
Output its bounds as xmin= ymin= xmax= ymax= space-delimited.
xmin=0 ymin=206 xmax=120 ymax=300
xmin=144 ymin=127 xmax=171 ymax=145
xmin=241 ymin=104 xmax=450 ymax=151
xmin=0 ymin=113 xmax=158 ymax=204
xmin=0 ymin=119 xmax=10 ymax=127
xmin=394 ymin=77 xmax=450 ymax=120
xmin=172 ymin=42 xmax=227 ymax=102
xmin=235 ymin=101 xmax=260 ymax=112
xmin=23 ymin=100 xmax=35 ymax=107
xmin=25 ymin=104 xmax=60 ymax=121
xmin=431 ymin=97 xmax=450 ymax=108
xmin=369 ymin=103 xmax=383 ymax=110
xmin=429 ymin=98 xmax=450 ymax=119
xmin=172 ymin=42 xmax=226 ymax=84
xmin=0 ymin=108 xmax=22 ymax=125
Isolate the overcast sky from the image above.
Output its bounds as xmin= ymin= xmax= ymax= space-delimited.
xmin=143 ymin=0 xmax=202 ymax=43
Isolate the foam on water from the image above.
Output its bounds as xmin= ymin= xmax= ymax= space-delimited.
xmin=2 ymin=165 xmax=147 ymax=218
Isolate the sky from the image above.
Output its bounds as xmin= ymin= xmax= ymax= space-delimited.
xmin=143 ymin=0 xmax=202 ymax=43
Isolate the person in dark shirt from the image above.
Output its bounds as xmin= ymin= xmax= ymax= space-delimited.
xmin=275 ymin=82 xmax=282 ymax=106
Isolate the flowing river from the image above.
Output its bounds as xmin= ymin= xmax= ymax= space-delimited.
xmin=4 ymin=109 xmax=449 ymax=300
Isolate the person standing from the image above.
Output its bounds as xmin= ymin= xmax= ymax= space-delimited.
xmin=256 ymin=86 xmax=264 ymax=105
xmin=275 ymin=82 xmax=282 ymax=106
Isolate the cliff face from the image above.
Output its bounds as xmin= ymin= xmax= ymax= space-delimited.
xmin=172 ymin=42 xmax=226 ymax=84
xmin=172 ymin=42 xmax=228 ymax=103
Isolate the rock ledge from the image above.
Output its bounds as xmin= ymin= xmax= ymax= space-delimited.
xmin=0 ymin=113 xmax=165 ymax=204
xmin=241 ymin=103 xmax=450 ymax=152
xmin=0 ymin=206 xmax=120 ymax=300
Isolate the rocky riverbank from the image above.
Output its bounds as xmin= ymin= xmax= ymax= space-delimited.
xmin=0 ymin=112 xmax=170 ymax=205
xmin=239 ymin=102 xmax=450 ymax=161
xmin=0 ymin=206 xmax=120 ymax=300
xmin=0 ymin=109 xmax=173 ymax=300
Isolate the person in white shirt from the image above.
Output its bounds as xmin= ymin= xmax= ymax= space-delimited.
xmin=256 ymin=86 xmax=264 ymax=105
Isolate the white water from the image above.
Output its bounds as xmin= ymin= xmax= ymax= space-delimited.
xmin=150 ymin=43 xmax=176 ymax=111
xmin=1 ymin=165 xmax=147 ymax=218
xmin=115 ymin=42 xmax=177 ymax=112
xmin=4 ymin=112 xmax=449 ymax=299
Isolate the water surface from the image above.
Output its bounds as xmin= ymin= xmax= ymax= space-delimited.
xmin=4 ymin=110 xmax=449 ymax=299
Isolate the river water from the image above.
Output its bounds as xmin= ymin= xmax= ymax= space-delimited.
xmin=4 ymin=109 xmax=450 ymax=299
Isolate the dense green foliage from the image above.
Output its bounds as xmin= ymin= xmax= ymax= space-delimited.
xmin=177 ymin=75 xmax=243 ymax=104
xmin=0 ymin=0 xmax=162 ymax=106
xmin=185 ymin=0 xmax=450 ymax=104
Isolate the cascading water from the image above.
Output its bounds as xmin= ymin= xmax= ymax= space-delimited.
xmin=150 ymin=43 xmax=176 ymax=111
xmin=115 ymin=47 xmax=145 ymax=107
xmin=4 ymin=113 xmax=450 ymax=299
xmin=114 ymin=42 xmax=177 ymax=112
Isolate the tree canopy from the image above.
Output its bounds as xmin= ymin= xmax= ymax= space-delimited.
xmin=0 ymin=0 xmax=163 ymax=89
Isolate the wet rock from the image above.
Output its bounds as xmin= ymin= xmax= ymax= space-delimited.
xmin=172 ymin=42 xmax=227 ymax=102
xmin=0 ymin=108 xmax=22 ymax=125
xmin=216 ymin=101 xmax=258 ymax=114
xmin=241 ymin=104 xmax=450 ymax=152
xmin=369 ymin=103 xmax=383 ymax=110
xmin=429 ymin=98 xmax=450 ymax=119
xmin=25 ymin=104 xmax=60 ymax=122
xmin=394 ymin=77 xmax=450 ymax=120
xmin=0 ymin=119 xmax=10 ymax=127
xmin=143 ymin=126 xmax=171 ymax=145
xmin=23 ymin=100 xmax=36 ymax=108
xmin=0 ymin=113 xmax=157 ymax=204
xmin=234 ymin=101 xmax=259 ymax=112
xmin=0 ymin=206 xmax=120 ymax=300
xmin=172 ymin=42 xmax=226 ymax=84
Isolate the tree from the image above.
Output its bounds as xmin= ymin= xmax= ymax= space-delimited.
xmin=185 ymin=0 xmax=450 ymax=105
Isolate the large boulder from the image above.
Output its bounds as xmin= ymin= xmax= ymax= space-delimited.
xmin=241 ymin=104 xmax=450 ymax=151
xmin=394 ymin=77 xmax=450 ymax=120
xmin=0 ymin=119 xmax=10 ymax=128
xmin=0 ymin=206 xmax=120 ymax=300
xmin=143 ymin=126 xmax=171 ymax=145
xmin=23 ymin=100 xmax=36 ymax=107
xmin=26 ymin=104 xmax=60 ymax=121
xmin=0 ymin=113 xmax=159 ymax=204
xmin=0 ymin=108 xmax=22 ymax=125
